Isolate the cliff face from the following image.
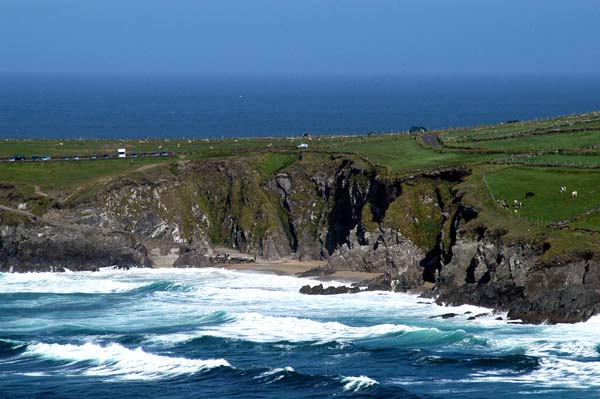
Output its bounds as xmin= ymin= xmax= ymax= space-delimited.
xmin=2 ymin=155 xmax=599 ymax=323
xmin=0 ymin=209 xmax=151 ymax=272
xmin=435 ymin=224 xmax=600 ymax=323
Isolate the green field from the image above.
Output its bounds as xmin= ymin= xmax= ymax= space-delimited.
xmin=328 ymin=135 xmax=500 ymax=172
xmin=569 ymin=212 xmax=600 ymax=232
xmin=502 ymin=154 xmax=600 ymax=167
xmin=0 ymin=157 xmax=171 ymax=192
xmin=484 ymin=166 xmax=600 ymax=223
xmin=441 ymin=112 xmax=600 ymax=142
xmin=446 ymin=130 xmax=600 ymax=152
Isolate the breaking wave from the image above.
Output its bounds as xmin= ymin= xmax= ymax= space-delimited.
xmin=24 ymin=342 xmax=232 ymax=380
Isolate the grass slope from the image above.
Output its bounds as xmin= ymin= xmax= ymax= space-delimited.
xmin=484 ymin=166 xmax=600 ymax=223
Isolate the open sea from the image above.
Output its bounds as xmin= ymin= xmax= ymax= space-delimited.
xmin=1 ymin=268 xmax=600 ymax=398
xmin=1 ymin=75 xmax=600 ymax=138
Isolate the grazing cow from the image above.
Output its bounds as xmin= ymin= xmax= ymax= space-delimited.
xmin=571 ymin=191 xmax=578 ymax=198
xmin=525 ymin=192 xmax=535 ymax=198
xmin=560 ymin=186 xmax=566 ymax=194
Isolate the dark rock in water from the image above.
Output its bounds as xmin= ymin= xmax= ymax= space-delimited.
xmin=495 ymin=317 xmax=504 ymax=321
xmin=299 ymin=272 xmax=412 ymax=296
xmin=467 ymin=313 xmax=491 ymax=321
xmin=428 ymin=313 xmax=458 ymax=319
xmin=299 ymin=284 xmax=360 ymax=295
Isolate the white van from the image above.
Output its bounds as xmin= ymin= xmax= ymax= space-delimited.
xmin=117 ymin=148 xmax=127 ymax=158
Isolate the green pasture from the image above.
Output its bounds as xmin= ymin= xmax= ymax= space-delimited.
xmin=0 ymin=157 xmax=171 ymax=192
xmin=569 ymin=211 xmax=600 ymax=232
xmin=504 ymin=154 xmax=600 ymax=167
xmin=484 ymin=166 xmax=600 ymax=223
xmin=329 ymin=135 xmax=499 ymax=173
xmin=441 ymin=112 xmax=600 ymax=142
xmin=448 ymin=130 xmax=600 ymax=152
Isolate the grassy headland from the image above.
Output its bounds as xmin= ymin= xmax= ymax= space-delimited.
xmin=2 ymin=110 xmax=600 ymax=259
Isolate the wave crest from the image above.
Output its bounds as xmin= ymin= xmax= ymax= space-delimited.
xmin=340 ymin=375 xmax=379 ymax=392
xmin=25 ymin=342 xmax=231 ymax=380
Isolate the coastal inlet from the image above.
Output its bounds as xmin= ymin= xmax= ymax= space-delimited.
xmin=1 ymin=267 xmax=599 ymax=398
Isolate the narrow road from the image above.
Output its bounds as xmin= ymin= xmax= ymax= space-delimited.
xmin=422 ymin=134 xmax=441 ymax=148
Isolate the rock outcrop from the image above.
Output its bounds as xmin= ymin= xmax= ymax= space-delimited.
xmin=0 ymin=209 xmax=151 ymax=272
xmin=434 ymin=232 xmax=600 ymax=323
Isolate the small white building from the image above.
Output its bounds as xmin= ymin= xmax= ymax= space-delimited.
xmin=118 ymin=148 xmax=127 ymax=158
xmin=297 ymin=143 xmax=309 ymax=150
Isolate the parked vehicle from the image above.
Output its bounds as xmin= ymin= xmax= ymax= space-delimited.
xmin=103 ymin=154 xmax=111 ymax=159
xmin=32 ymin=155 xmax=39 ymax=161
xmin=63 ymin=156 xmax=70 ymax=160
xmin=73 ymin=155 xmax=80 ymax=160
xmin=91 ymin=154 xmax=98 ymax=160
xmin=41 ymin=155 xmax=51 ymax=161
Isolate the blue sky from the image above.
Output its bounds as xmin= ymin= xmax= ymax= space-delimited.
xmin=2 ymin=0 xmax=599 ymax=76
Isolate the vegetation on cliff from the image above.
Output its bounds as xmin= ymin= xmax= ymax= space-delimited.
xmin=3 ymin=111 xmax=600 ymax=322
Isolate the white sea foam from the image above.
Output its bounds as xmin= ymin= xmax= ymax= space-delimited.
xmin=153 ymin=312 xmax=427 ymax=344
xmin=340 ymin=375 xmax=379 ymax=391
xmin=0 ymin=272 xmax=143 ymax=294
xmin=25 ymin=342 xmax=231 ymax=380
xmin=471 ymin=357 xmax=600 ymax=389
xmin=254 ymin=366 xmax=295 ymax=384
xmin=256 ymin=366 xmax=295 ymax=378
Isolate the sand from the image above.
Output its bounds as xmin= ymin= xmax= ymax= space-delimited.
xmin=146 ymin=243 xmax=383 ymax=283
xmin=219 ymin=259 xmax=382 ymax=283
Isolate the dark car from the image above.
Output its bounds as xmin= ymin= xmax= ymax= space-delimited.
xmin=13 ymin=154 xmax=26 ymax=161
xmin=91 ymin=154 xmax=98 ymax=160
xmin=32 ymin=154 xmax=39 ymax=161
xmin=131 ymin=153 xmax=138 ymax=158
xmin=160 ymin=151 xmax=169 ymax=156
xmin=63 ymin=155 xmax=70 ymax=160
xmin=103 ymin=154 xmax=111 ymax=159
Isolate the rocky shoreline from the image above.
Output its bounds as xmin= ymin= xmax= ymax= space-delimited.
xmin=2 ymin=155 xmax=599 ymax=324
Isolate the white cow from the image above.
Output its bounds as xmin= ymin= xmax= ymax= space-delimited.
xmin=571 ymin=191 xmax=578 ymax=198
xmin=560 ymin=186 xmax=566 ymax=194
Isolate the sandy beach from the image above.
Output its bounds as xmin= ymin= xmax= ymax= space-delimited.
xmin=218 ymin=259 xmax=382 ymax=283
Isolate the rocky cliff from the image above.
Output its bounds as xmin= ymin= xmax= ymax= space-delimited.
xmin=1 ymin=154 xmax=599 ymax=323
xmin=0 ymin=208 xmax=151 ymax=272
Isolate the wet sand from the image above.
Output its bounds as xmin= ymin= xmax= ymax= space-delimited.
xmin=219 ymin=259 xmax=383 ymax=283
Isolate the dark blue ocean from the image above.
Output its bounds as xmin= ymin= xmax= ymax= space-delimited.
xmin=1 ymin=75 xmax=600 ymax=138
xmin=1 ymin=268 xmax=599 ymax=398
